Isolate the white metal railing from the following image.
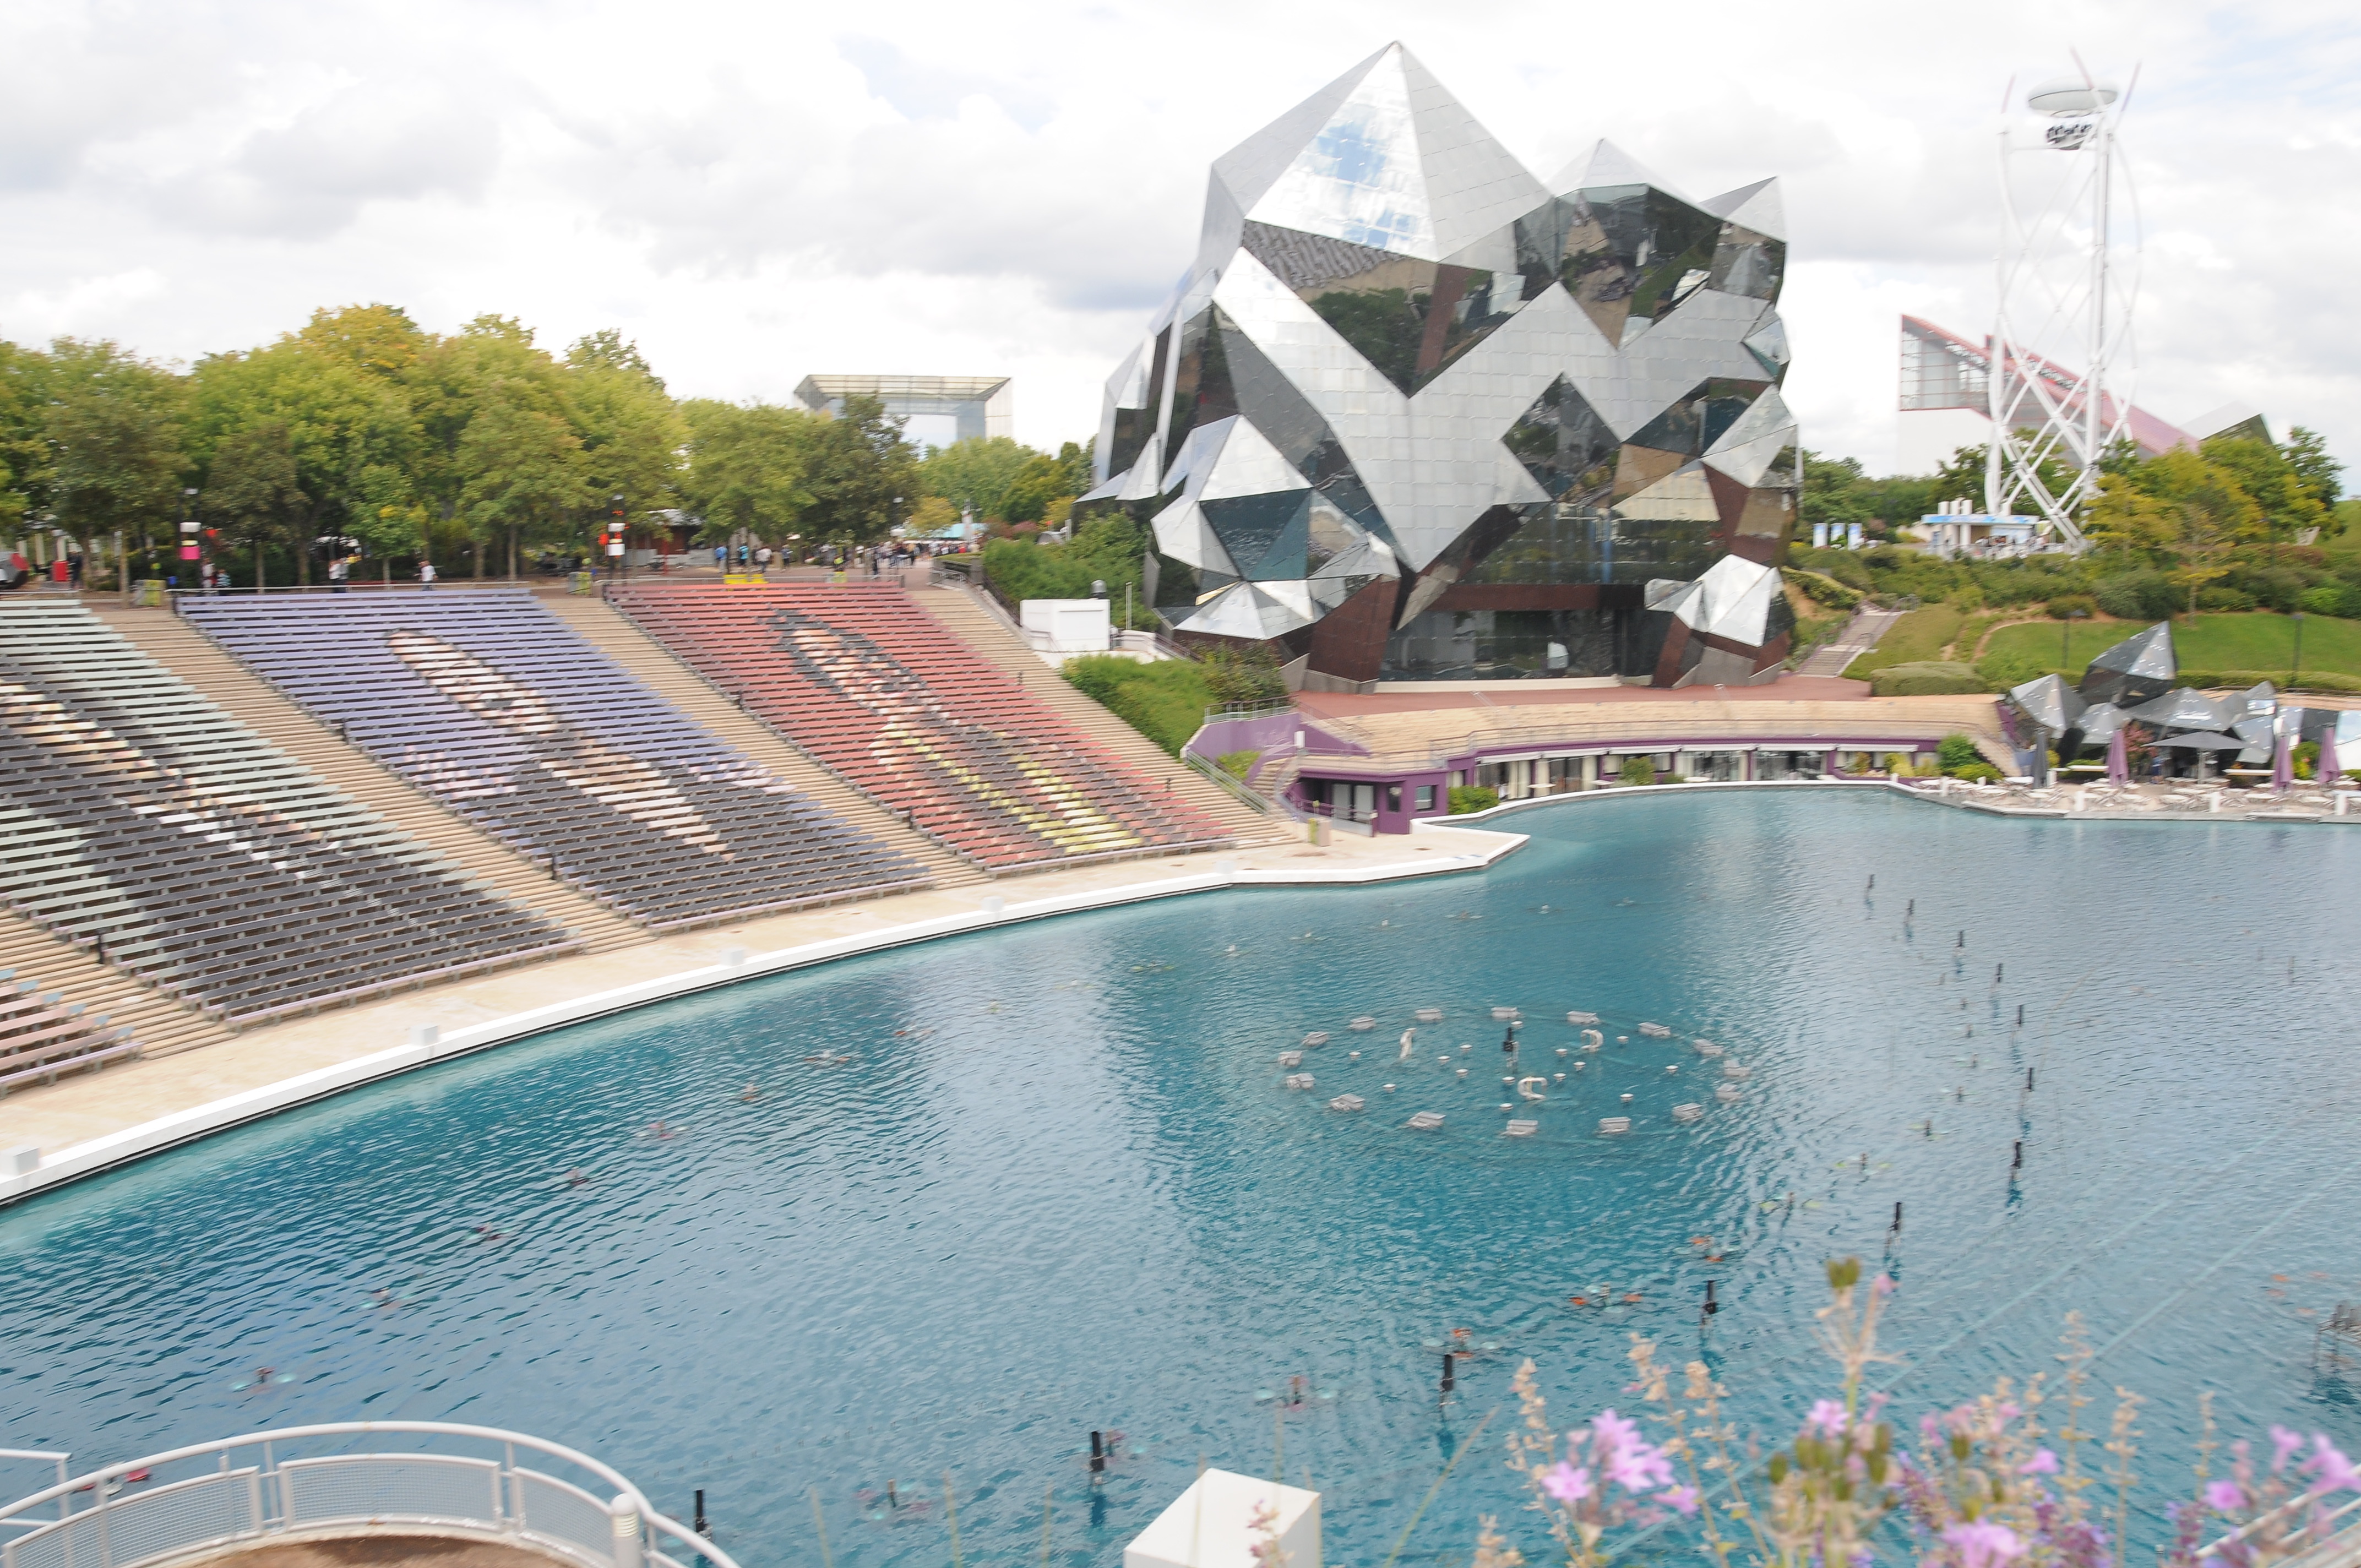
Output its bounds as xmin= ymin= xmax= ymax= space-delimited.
xmin=0 ymin=1423 xmax=739 ymax=1568
xmin=2197 ymin=1488 xmax=2361 ymax=1565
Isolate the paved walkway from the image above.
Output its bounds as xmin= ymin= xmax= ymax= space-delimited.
xmin=1793 ymin=606 xmax=1905 ymax=677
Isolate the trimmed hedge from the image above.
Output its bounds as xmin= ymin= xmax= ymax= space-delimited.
xmin=1869 ymin=660 xmax=1989 ymax=696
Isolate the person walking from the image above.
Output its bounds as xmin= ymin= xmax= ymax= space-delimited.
xmin=713 ymin=543 xmax=727 ymax=573
xmin=419 ymin=560 xmax=438 ymax=589
xmin=328 ymin=556 xmax=349 ymax=594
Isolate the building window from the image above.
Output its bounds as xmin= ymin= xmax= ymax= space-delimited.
xmin=1416 ymin=784 xmax=1435 ymax=811
xmin=1386 ymin=783 xmax=1402 ymax=813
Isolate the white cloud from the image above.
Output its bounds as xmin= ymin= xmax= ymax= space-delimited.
xmin=1 ymin=0 xmax=2358 ymax=477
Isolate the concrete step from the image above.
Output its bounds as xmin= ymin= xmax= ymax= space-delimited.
xmin=909 ymin=581 xmax=1291 ymax=846
xmin=95 ymin=607 xmax=645 ymax=957
xmin=0 ymin=911 xmax=232 ymax=1061
xmin=538 ymin=595 xmax=987 ymax=889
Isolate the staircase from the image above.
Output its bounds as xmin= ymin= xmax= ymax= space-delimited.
xmin=97 ymin=607 xmax=645 ymax=959
xmin=909 ymin=578 xmax=1292 ymax=846
xmin=0 ymin=908 xmax=231 ymax=1062
xmin=538 ymin=596 xmax=986 ymax=889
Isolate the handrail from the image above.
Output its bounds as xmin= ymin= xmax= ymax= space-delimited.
xmin=1183 ymin=751 xmax=1290 ymax=818
xmin=2197 ymin=1489 xmax=2361 ymax=1561
xmin=1301 ymin=714 xmax=1980 ymax=774
xmin=0 ymin=1420 xmax=742 ymax=1568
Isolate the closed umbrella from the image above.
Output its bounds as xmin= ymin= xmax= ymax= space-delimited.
xmin=2321 ymin=727 xmax=2342 ymax=788
xmin=2106 ymin=726 xmax=2129 ymax=784
xmin=2272 ymin=729 xmax=2294 ymax=791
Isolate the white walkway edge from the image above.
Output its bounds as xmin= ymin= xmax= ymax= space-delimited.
xmin=0 ymin=821 xmax=1524 ymax=1207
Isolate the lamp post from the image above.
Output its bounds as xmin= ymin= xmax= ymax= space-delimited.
xmin=609 ymin=494 xmax=626 ymax=579
xmin=2292 ymin=610 xmax=2306 ymax=691
xmin=2058 ymin=607 xmax=2088 ymax=673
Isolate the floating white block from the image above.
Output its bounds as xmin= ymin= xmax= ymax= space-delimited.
xmin=1566 ymin=1010 xmax=1600 ymax=1025
xmin=1722 ymin=1062 xmax=1751 ymax=1079
xmin=1302 ymin=1032 xmax=1330 ymax=1046
xmin=1278 ymin=1050 xmax=1302 ymax=1068
xmin=1504 ymin=1119 xmax=1538 ymax=1137
xmin=1490 ymin=1006 xmax=1521 ymax=1020
xmin=1284 ymin=1074 xmax=1314 ymax=1091
xmin=1415 ymin=1008 xmax=1444 ymax=1022
xmin=1694 ymin=1040 xmax=1723 ymax=1057
xmin=1407 ymin=1111 xmax=1444 ymax=1130
xmin=1598 ymin=1117 xmax=1631 ymax=1134
xmin=1672 ymin=1103 xmax=1704 ymax=1123
xmin=1124 ymin=1469 xmax=1320 ymax=1568
xmin=1348 ymin=1017 xmax=1376 ymax=1031
xmin=1328 ymin=1094 xmax=1364 ymax=1113
xmin=1716 ymin=1084 xmax=1741 ymax=1103
xmin=1639 ymin=1023 xmax=1672 ymax=1038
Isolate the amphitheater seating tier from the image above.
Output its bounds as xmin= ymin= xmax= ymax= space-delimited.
xmin=0 ymin=602 xmax=572 ymax=1026
xmin=608 ymin=584 xmax=1232 ymax=869
xmin=181 ymin=590 xmax=929 ymax=928
xmin=0 ymin=967 xmax=137 ymax=1095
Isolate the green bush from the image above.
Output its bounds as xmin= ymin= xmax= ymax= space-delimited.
xmin=1216 ymin=749 xmax=1260 ymax=780
xmin=1199 ymin=643 xmax=1288 ymax=707
xmin=2196 ymin=586 xmax=2255 ymax=612
xmin=1781 ymin=567 xmax=1865 ymax=610
xmin=2045 ymin=594 xmax=2099 ymax=619
xmin=1869 ymin=661 xmax=1989 ymax=696
xmin=1974 ymin=650 xmax=2057 ymax=690
xmin=2299 ymin=584 xmax=2352 ymax=617
xmin=1061 ymin=656 xmax=1214 ymax=755
xmin=2095 ymin=570 xmax=2179 ymax=620
xmin=1449 ymin=785 xmax=1499 ymax=814
xmin=1936 ymin=733 xmax=1984 ymax=772
xmin=1949 ymin=761 xmax=2004 ymax=783
xmin=1617 ymin=755 xmax=1658 ymax=786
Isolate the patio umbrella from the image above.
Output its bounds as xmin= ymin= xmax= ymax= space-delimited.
xmin=2128 ymin=688 xmax=2239 ymax=731
xmin=2321 ymin=726 xmax=2342 ymax=787
xmin=2272 ymin=729 xmax=2294 ymax=791
xmin=2106 ymin=726 xmax=2129 ymax=783
xmin=2078 ymin=701 xmax=2129 ymax=744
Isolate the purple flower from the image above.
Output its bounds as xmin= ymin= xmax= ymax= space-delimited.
xmin=1806 ymin=1400 xmax=1849 ymax=1438
xmin=1873 ymin=1273 xmax=1896 ymax=1297
xmin=1590 ymin=1409 xmax=1640 ymax=1459
xmin=1944 ymin=1521 xmax=2024 ymax=1568
xmin=1609 ymin=1440 xmax=1675 ymax=1493
xmin=2204 ymin=1480 xmax=2245 ymax=1513
xmin=1660 ymin=1485 xmax=1700 ymax=1516
xmin=2020 ymin=1449 xmax=2060 ymax=1476
xmin=2271 ymin=1428 xmax=2304 ymax=1475
xmin=1542 ymin=1463 xmax=1592 ymax=1502
xmin=2304 ymin=1437 xmax=2361 ymax=1496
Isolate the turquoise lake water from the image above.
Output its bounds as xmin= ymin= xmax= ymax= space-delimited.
xmin=2 ymin=791 xmax=2357 ymax=1567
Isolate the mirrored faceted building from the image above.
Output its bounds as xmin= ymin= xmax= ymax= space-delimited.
xmin=1084 ymin=43 xmax=1798 ymax=690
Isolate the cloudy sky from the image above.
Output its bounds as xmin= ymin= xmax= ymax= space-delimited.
xmin=4 ymin=0 xmax=2358 ymax=477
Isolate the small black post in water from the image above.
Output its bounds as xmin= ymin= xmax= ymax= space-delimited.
xmin=1892 ymin=1200 xmax=1903 ymax=1231
xmin=1703 ymin=1280 xmax=1719 ymax=1316
xmin=1441 ymin=1353 xmax=1456 ymax=1393
xmin=2012 ymin=1140 xmax=2023 ymax=1170
xmin=694 ymin=1490 xmax=709 ymax=1538
xmin=1995 ymin=963 xmax=2004 ymax=984
xmin=1906 ymin=899 xmax=1914 ymax=919
xmin=888 ymin=1480 xmax=899 ymax=1511
xmin=2016 ymin=1004 xmax=2025 ymax=1027
xmin=1957 ymin=930 xmax=1966 ymax=949
xmin=2026 ymin=1068 xmax=2035 ymax=1092
xmin=1089 ymin=1431 xmax=1105 ymax=1474
xmin=1867 ymin=875 xmax=1875 ymax=892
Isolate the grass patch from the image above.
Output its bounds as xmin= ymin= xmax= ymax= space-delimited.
xmin=1980 ymin=613 xmax=2361 ymax=687
xmin=1216 ymin=749 xmax=1260 ymax=780
xmin=1842 ymin=604 xmax=1963 ymax=679
xmin=1062 ymin=656 xmax=1215 ymax=755
xmin=1868 ymin=661 xmax=1988 ymax=696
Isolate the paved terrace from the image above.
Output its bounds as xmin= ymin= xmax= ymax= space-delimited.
xmin=1290 ymin=680 xmax=2014 ymax=777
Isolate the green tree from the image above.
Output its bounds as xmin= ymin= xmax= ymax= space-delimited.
xmin=42 ymin=340 xmax=188 ymax=561
xmin=0 ymin=339 xmax=52 ymax=530
xmin=2282 ymin=426 xmax=2343 ymax=511
xmin=565 ymin=330 xmax=687 ymax=531
xmin=679 ymin=399 xmax=814 ymax=543
xmin=997 ymin=451 xmax=1076 ymax=525
xmin=202 ymin=421 xmax=308 ymax=589
xmin=2202 ymin=435 xmax=2327 ymax=546
xmin=457 ymin=396 xmax=591 ymax=576
xmin=920 ymin=435 xmax=1036 ymax=520
xmin=799 ymin=394 xmax=919 ymax=545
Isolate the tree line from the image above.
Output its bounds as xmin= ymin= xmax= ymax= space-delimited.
xmin=0 ymin=304 xmax=1095 ymax=585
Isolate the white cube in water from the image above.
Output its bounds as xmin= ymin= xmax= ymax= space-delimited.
xmin=1125 ymin=1470 xmax=1321 ymax=1568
